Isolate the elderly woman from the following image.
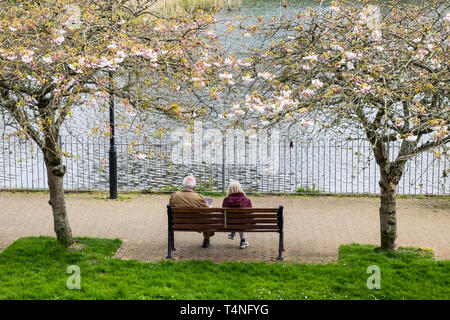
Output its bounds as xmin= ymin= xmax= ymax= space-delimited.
xmin=222 ymin=181 xmax=252 ymax=249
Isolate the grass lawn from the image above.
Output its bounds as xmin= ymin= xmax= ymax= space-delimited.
xmin=0 ymin=237 xmax=448 ymax=300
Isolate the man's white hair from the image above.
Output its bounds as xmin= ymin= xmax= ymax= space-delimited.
xmin=183 ymin=175 xmax=196 ymax=189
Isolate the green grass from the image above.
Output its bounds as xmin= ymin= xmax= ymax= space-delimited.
xmin=93 ymin=195 xmax=133 ymax=202
xmin=296 ymin=186 xmax=320 ymax=194
xmin=0 ymin=237 xmax=448 ymax=300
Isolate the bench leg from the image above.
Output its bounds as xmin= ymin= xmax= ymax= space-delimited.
xmin=277 ymin=231 xmax=284 ymax=261
xmin=171 ymin=231 xmax=176 ymax=251
xmin=166 ymin=232 xmax=173 ymax=259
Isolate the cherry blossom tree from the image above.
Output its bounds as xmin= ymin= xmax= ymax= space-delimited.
xmin=223 ymin=0 xmax=449 ymax=251
xmin=0 ymin=0 xmax=219 ymax=247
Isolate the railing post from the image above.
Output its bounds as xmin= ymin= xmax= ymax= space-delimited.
xmin=222 ymin=134 xmax=226 ymax=193
xmin=109 ymin=70 xmax=118 ymax=199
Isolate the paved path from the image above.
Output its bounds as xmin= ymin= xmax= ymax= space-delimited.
xmin=0 ymin=192 xmax=449 ymax=262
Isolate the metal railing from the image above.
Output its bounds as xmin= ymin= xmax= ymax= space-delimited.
xmin=0 ymin=134 xmax=448 ymax=195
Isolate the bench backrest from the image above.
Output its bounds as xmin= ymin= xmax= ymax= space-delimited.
xmin=167 ymin=206 xmax=284 ymax=233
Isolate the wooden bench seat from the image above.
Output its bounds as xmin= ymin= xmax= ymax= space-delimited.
xmin=166 ymin=205 xmax=284 ymax=260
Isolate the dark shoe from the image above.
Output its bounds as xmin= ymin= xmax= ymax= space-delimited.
xmin=202 ymin=239 xmax=210 ymax=248
xmin=228 ymin=232 xmax=236 ymax=240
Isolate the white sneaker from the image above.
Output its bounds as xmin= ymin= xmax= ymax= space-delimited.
xmin=239 ymin=241 xmax=249 ymax=249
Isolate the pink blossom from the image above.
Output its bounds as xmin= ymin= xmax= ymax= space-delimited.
xmin=224 ymin=57 xmax=234 ymax=66
xmin=242 ymin=75 xmax=254 ymax=83
xmin=394 ymin=119 xmax=404 ymax=127
xmin=444 ymin=12 xmax=450 ymax=23
xmin=53 ymin=30 xmax=66 ymax=45
xmin=219 ymin=72 xmax=233 ymax=81
xmin=4 ymin=52 xmax=17 ymax=60
xmin=360 ymin=84 xmax=371 ymax=94
xmin=345 ymin=51 xmax=357 ymax=60
xmin=107 ymin=42 xmax=118 ymax=50
xmin=251 ymin=105 xmax=265 ymax=113
xmin=237 ymin=60 xmax=252 ymax=67
xmin=142 ymin=48 xmax=157 ymax=62
xmin=52 ymin=75 xmax=64 ymax=84
xmin=205 ymin=30 xmax=216 ymax=38
xmin=405 ymin=135 xmax=417 ymax=142
xmin=257 ymin=72 xmax=274 ymax=80
xmin=302 ymin=54 xmax=318 ymax=62
xmin=413 ymin=48 xmax=427 ymax=61
xmin=153 ymin=25 xmax=167 ymax=33
xmin=311 ymin=79 xmax=324 ymax=88
xmin=21 ymin=50 xmax=34 ymax=63
xmin=301 ymin=88 xmax=315 ymax=98
xmin=330 ymin=6 xmax=340 ymax=13
xmin=430 ymin=59 xmax=441 ymax=70
xmin=53 ymin=36 xmax=65 ymax=45
xmin=131 ymin=47 xmax=158 ymax=62
xmin=133 ymin=153 xmax=146 ymax=160
xmin=42 ymin=56 xmax=53 ymax=63
xmin=246 ymin=129 xmax=257 ymax=139
xmin=300 ymin=119 xmax=314 ymax=127
xmin=330 ymin=44 xmax=344 ymax=52
xmin=232 ymin=104 xmax=245 ymax=116
xmin=116 ymin=51 xmax=127 ymax=59
xmin=371 ymin=29 xmax=382 ymax=41
xmin=358 ymin=12 xmax=368 ymax=21
xmin=431 ymin=126 xmax=448 ymax=140
xmin=430 ymin=125 xmax=441 ymax=131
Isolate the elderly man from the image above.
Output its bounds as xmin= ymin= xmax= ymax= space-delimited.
xmin=169 ymin=176 xmax=214 ymax=248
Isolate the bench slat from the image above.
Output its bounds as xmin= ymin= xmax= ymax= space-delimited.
xmin=172 ymin=229 xmax=280 ymax=233
xmin=172 ymin=208 xmax=279 ymax=213
xmin=173 ymin=213 xmax=278 ymax=219
xmin=173 ymin=224 xmax=279 ymax=230
xmin=173 ymin=213 xmax=224 ymax=218
xmin=174 ymin=218 xmax=278 ymax=224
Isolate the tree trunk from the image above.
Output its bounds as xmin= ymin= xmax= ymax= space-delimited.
xmin=371 ymin=141 xmax=404 ymax=252
xmin=378 ymin=175 xmax=398 ymax=251
xmin=45 ymin=147 xmax=73 ymax=247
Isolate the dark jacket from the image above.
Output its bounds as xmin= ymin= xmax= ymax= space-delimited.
xmin=222 ymin=192 xmax=252 ymax=208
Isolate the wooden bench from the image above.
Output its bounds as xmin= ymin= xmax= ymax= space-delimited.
xmin=166 ymin=205 xmax=285 ymax=260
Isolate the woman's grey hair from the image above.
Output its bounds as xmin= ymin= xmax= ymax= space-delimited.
xmin=227 ymin=180 xmax=245 ymax=196
xmin=183 ymin=176 xmax=196 ymax=189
